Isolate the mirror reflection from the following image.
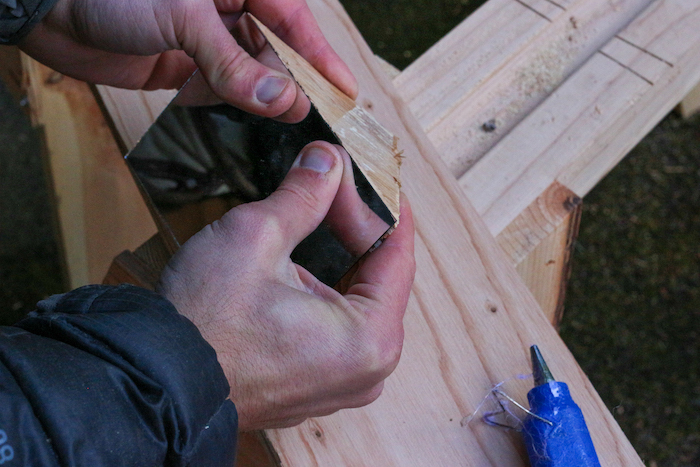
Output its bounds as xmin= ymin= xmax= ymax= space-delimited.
xmin=125 ymin=18 xmax=394 ymax=286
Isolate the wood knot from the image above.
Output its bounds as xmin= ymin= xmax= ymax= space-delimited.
xmin=563 ymin=195 xmax=582 ymax=211
xmin=314 ymin=430 xmax=323 ymax=439
xmin=481 ymin=119 xmax=497 ymax=133
xmin=486 ymin=301 xmax=498 ymax=313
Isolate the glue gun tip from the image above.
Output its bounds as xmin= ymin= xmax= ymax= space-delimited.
xmin=530 ymin=345 xmax=555 ymax=387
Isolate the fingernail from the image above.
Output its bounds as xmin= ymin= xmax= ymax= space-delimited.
xmin=256 ymin=76 xmax=288 ymax=104
xmin=297 ymin=147 xmax=336 ymax=174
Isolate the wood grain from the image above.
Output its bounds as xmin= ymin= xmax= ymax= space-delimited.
xmin=462 ymin=0 xmax=700 ymax=237
xmin=678 ymin=82 xmax=700 ymax=118
xmin=251 ymin=15 xmax=401 ymax=223
xmin=395 ymin=0 xmax=653 ymax=177
xmin=261 ymin=0 xmax=642 ymax=464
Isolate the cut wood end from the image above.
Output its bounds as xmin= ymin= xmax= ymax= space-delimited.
xmin=332 ymin=106 xmax=401 ymax=224
xmin=250 ymin=14 xmax=401 ymax=225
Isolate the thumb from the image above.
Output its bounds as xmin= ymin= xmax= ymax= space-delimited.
xmin=181 ymin=9 xmax=297 ymax=117
xmin=262 ymin=142 xmax=343 ymax=254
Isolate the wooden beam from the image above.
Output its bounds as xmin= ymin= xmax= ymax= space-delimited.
xmin=259 ymin=0 xmax=641 ymax=464
xmin=462 ymin=0 xmax=700 ymax=235
xmin=21 ymin=56 xmax=157 ymax=288
xmin=395 ymin=0 xmax=654 ymax=177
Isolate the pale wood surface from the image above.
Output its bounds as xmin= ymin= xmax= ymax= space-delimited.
xmin=260 ymin=0 xmax=641 ymax=464
xmin=395 ymin=0 xmax=654 ymax=177
xmin=21 ymin=57 xmax=157 ymax=288
xmin=96 ymin=86 xmax=177 ymax=152
xmin=461 ymin=0 xmax=700 ymax=237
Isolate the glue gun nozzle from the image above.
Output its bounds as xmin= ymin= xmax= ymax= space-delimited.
xmin=530 ymin=345 xmax=555 ymax=387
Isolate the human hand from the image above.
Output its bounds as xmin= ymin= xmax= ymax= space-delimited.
xmin=157 ymin=141 xmax=415 ymax=430
xmin=18 ymin=0 xmax=357 ymax=122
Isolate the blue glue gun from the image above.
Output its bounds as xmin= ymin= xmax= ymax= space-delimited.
xmin=522 ymin=345 xmax=601 ymax=467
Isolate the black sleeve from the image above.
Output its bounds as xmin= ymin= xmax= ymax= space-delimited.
xmin=0 ymin=0 xmax=59 ymax=45
xmin=0 ymin=284 xmax=238 ymax=466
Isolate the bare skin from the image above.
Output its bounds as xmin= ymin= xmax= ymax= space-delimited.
xmin=157 ymin=142 xmax=415 ymax=430
xmin=19 ymin=0 xmax=358 ymax=121
xmin=21 ymin=2 xmax=416 ymax=431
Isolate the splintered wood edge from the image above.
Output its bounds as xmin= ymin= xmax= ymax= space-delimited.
xmin=250 ymin=15 xmax=402 ymax=224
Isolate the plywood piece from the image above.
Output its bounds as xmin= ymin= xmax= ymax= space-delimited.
xmin=21 ymin=56 xmax=157 ymax=288
xmin=260 ymin=0 xmax=641 ymax=464
xmin=251 ymin=15 xmax=401 ymax=223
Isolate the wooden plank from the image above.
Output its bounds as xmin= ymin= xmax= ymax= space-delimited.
xmin=395 ymin=0 xmax=654 ymax=177
xmin=259 ymin=0 xmax=641 ymax=464
xmin=21 ymin=56 xmax=157 ymax=288
xmin=462 ymin=0 xmax=700 ymax=236
xmin=252 ymin=15 xmax=401 ymax=222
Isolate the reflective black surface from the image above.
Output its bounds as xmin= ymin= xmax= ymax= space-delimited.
xmin=126 ymin=80 xmax=394 ymax=286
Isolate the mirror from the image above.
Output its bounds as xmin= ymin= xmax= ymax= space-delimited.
xmin=125 ymin=16 xmax=395 ymax=286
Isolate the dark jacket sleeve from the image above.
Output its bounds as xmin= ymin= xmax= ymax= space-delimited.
xmin=0 ymin=0 xmax=59 ymax=44
xmin=0 ymin=284 xmax=238 ymax=466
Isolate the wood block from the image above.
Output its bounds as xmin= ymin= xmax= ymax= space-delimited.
xmin=496 ymin=182 xmax=581 ymax=324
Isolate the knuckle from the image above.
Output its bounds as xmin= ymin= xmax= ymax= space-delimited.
xmin=353 ymin=383 xmax=385 ymax=408
xmin=214 ymin=204 xmax=282 ymax=246
xmin=353 ymin=333 xmax=403 ymax=382
xmin=276 ymin=184 xmax=326 ymax=219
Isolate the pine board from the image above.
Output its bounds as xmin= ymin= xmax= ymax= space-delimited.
xmin=461 ymin=0 xmax=700 ymax=237
xmin=260 ymin=0 xmax=641 ymax=464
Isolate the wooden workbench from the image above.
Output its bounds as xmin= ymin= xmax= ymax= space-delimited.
xmin=10 ymin=0 xmax=700 ymax=464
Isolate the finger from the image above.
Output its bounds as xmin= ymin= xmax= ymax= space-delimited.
xmin=177 ymin=5 xmax=300 ymax=117
xmin=243 ymin=0 xmax=359 ymax=99
xmin=254 ymin=43 xmax=311 ymax=123
xmin=262 ymin=142 xmax=344 ymax=253
xmin=325 ymin=146 xmax=391 ymax=257
xmin=345 ymin=193 xmax=416 ymax=316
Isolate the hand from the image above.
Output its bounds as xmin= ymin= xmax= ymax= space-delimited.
xmin=18 ymin=0 xmax=357 ymax=121
xmin=157 ymin=141 xmax=415 ymax=430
